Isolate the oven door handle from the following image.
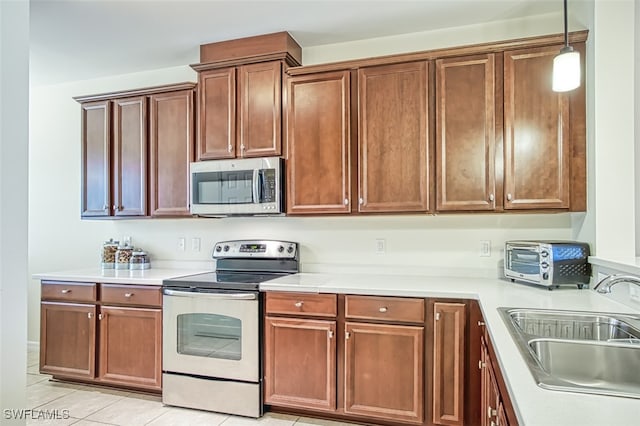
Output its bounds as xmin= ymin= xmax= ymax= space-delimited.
xmin=163 ymin=289 xmax=257 ymax=300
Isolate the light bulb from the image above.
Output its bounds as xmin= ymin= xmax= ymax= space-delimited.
xmin=552 ymin=47 xmax=580 ymax=92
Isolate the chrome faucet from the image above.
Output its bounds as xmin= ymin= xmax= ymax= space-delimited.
xmin=594 ymin=274 xmax=640 ymax=294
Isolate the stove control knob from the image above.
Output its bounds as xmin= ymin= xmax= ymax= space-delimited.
xmin=278 ymin=245 xmax=284 ymax=253
xmin=215 ymin=245 xmax=222 ymax=252
xmin=224 ymin=245 xmax=230 ymax=252
xmin=540 ymin=250 xmax=549 ymax=258
xmin=287 ymin=245 xmax=294 ymax=254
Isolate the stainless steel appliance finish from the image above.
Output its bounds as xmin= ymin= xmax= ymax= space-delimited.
xmin=499 ymin=307 xmax=640 ymax=399
xmin=162 ymin=239 xmax=299 ymax=418
xmin=504 ymin=240 xmax=590 ymax=289
xmin=190 ymin=157 xmax=284 ymax=216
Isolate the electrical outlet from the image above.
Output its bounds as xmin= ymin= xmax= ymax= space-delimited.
xmin=480 ymin=240 xmax=491 ymax=257
xmin=177 ymin=237 xmax=186 ymax=252
xmin=375 ymin=238 xmax=386 ymax=254
xmin=191 ymin=237 xmax=201 ymax=252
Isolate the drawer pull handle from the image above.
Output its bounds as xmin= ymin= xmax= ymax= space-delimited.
xmin=478 ymin=321 xmax=486 ymax=327
xmin=294 ymin=301 xmax=303 ymax=308
xmin=488 ymin=407 xmax=497 ymax=418
xmin=479 ymin=360 xmax=486 ymax=370
xmin=88 ymin=312 xmax=93 ymax=319
xmin=379 ymin=307 xmax=388 ymax=313
xmin=328 ymin=330 xmax=334 ymax=339
xmin=61 ymin=289 xmax=71 ymax=294
xmin=124 ymin=293 xmax=133 ymax=298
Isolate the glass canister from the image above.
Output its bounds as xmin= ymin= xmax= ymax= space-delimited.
xmin=129 ymin=249 xmax=150 ymax=270
xmin=115 ymin=242 xmax=133 ymax=270
xmin=101 ymin=238 xmax=119 ymax=269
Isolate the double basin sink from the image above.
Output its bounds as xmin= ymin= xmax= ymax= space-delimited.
xmin=499 ymin=307 xmax=640 ymax=399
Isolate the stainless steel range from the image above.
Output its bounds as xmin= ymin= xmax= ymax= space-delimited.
xmin=161 ymin=239 xmax=299 ymax=418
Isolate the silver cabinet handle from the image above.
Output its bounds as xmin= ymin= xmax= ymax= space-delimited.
xmin=98 ymin=313 xmax=103 ymax=320
xmin=506 ymin=193 xmax=512 ymax=201
xmin=488 ymin=407 xmax=497 ymax=418
xmin=228 ymin=144 xmax=233 ymax=153
xmin=294 ymin=301 xmax=303 ymax=308
xmin=435 ymin=312 xmax=441 ymax=321
xmin=88 ymin=312 xmax=93 ymax=319
xmin=478 ymin=321 xmax=486 ymax=326
xmin=328 ymin=330 xmax=334 ymax=339
xmin=359 ymin=198 xmax=364 ymax=205
xmin=379 ymin=307 xmax=388 ymax=313
xmin=489 ymin=194 xmax=494 ymax=202
xmin=479 ymin=360 xmax=486 ymax=369
xmin=345 ymin=331 xmax=351 ymax=340
xmin=241 ymin=144 xmax=245 ymax=151
xmin=61 ymin=289 xmax=71 ymax=294
xmin=344 ymin=198 xmax=349 ymax=205
xmin=124 ymin=293 xmax=133 ymax=298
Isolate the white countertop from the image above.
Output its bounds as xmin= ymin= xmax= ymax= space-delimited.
xmin=33 ymin=267 xmax=210 ymax=286
xmin=590 ymin=255 xmax=640 ymax=276
xmin=262 ymin=273 xmax=640 ymax=426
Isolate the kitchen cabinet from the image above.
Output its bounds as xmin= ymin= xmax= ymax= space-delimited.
xmin=286 ymin=70 xmax=352 ymax=214
xmin=435 ymin=54 xmax=497 ymax=211
xmin=432 ymin=302 xmax=465 ymax=426
xmin=264 ymin=293 xmax=337 ymax=411
xmin=357 ymin=61 xmax=430 ymax=212
xmin=195 ymin=61 xmax=285 ymax=160
xmin=149 ymin=89 xmax=194 ymax=216
xmin=76 ymin=83 xmax=196 ymax=219
xmin=39 ymin=281 xmax=163 ymax=392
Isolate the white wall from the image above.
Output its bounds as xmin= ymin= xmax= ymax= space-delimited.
xmin=28 ymin=12 xmax=587 ymax=343
xmin=1 ymin=0 xmax=29 ymax=423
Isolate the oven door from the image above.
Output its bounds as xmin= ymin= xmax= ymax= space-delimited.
xmin=162 ymin=288 xmax=259 ymax=382
xmin=505 ymin=245 xmax=542 ymax=283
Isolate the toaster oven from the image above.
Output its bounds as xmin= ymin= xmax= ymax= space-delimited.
xmin=504 ymin=241 xmax=591 ymax=289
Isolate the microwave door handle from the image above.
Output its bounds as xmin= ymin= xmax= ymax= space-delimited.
xmin=252 ymin=169 xmax=261 ymax=203
xmin=163 ymin=289 xmax=257 ymax=300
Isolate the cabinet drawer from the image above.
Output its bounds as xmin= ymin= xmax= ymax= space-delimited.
xmin=266 ymin=292 xmax=337 ymax=317
xmin=345 ymin=295 xmax=425 ymax=323
xmin=41 ymin=281 xmax=97 ymax=303
xmin=100 ymin=284 xmax=162 ymax=307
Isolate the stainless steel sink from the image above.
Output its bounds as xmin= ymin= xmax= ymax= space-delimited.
xmin=498 ymin=307 xmax=640 ymax=399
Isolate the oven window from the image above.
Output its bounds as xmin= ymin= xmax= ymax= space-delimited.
xmin=193 ymin=170 xmax=254 ymax=204
xmin=177 ymin=313 xmax=241 ymax=360
xmin=510 ymin=249 xmax=540 ymax=275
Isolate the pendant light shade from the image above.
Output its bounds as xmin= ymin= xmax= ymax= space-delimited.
xmin=552 ymin=0 xmax=580 ymax=92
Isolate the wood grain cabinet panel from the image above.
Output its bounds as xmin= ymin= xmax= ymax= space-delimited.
xmin=436 ymin=54 xmax=497 ymax=211
xmin=345 ymin=295 xmax=425 ymax=323
xmin=98 ymin=306 xmax=162 ymax=391
xmin=433 ymin=302 xmax=466 ymax=426
xmin=503 ymin=45 xmax=570 ymax=209
xmin=238 ymin=61 xmax=282 ymax=157
xmin=81 ymin=100 xmax=111 ymax=217
xmin=197 ymin=67 xmax=236 ymax=160
xmin=149 ymin=89 xmax=194 ymax=217
xmin=41 ymin=281 xmax=97 ymax=303
xmin=286 ymin=70 xmax=351 ymax=214
xmin=112 ymin=96 xmax=148 ymax=216
xmin=40 ymin=302 xmax=96 ymax=379
xmin=357 ymin=61 xmax=429 ymax=212
xmin=100 ymin=284 xmax=162 ymax=307
xmin=264 ymin=317 xmax=336 ymax=411
xmin=265 ymin=292 xmax=337 ymax=317
xmin=344 ymin=322 xmax=424 ymax=424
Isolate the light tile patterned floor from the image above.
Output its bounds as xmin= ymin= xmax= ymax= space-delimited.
xmin=25 ymin=349 xmax=361 ymax=426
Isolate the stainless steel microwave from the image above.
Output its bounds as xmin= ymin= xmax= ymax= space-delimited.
xmin=504 ymin=240 xmax=591 ymax=289
xmin=190 ymin=157 xmax=283 ymax=216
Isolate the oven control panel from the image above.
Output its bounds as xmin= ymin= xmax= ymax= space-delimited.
xmin=213 ymin=240 xmax=298 ymax=259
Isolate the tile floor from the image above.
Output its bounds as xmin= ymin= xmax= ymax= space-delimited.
xmin=26 ymin=349 xmax=361 ymax=426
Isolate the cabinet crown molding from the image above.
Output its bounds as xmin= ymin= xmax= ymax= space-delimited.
xmin=73 ymin=82 xmax=196 ymax=103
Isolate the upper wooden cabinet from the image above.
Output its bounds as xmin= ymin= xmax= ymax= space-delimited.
xmin=358 ymin=62 xmax=430 ymax=213
xmin=435 ymin=54 xmax=497 ymax=212
xmin=286 ymin=70 xmax=352 ymax=214
xmin=197 ymin=67 xmax=236 ymax=159
xmin=503 ymin=45 xmax=571 ymax=210
xmin=76 ymin=83 xmax=196 ymax=219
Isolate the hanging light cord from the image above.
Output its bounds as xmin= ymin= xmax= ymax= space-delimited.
xmin=563 ymin=0 xmax=569 ymax=48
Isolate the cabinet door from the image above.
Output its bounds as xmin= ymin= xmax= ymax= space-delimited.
xmin=358 ymin=62 xmax=429 ymax=212
xmin=81 ymin=100 xmax=111 ymax=217
xmin=149 ymin=89 xmax=194 ymax=217
xmin=504 ymin=45 xmax=570 ymax=209
xmin=264 ymin=317 xmax=336 ymax=411
xmin=197 ymin=67 xmax=236 ymax=160
xmin=98 ymin=306 xmax=162 ymax=390
xmin=40 ymin=302 xmax=96 ymax=379
xmin=238 ymin=61 xmax=282 ymax=157
xmin=436 ymin=54 xmax=496 ymax=211
xmin=286 ymin=71 xmax=351 ymax=214
xmin=344 ymin=322 xmax=424 ymax=424
xmin=481 ymin=338 xmax=500 ymax=426
xmin=112 ymin=96 xmax=147 ymax=216
xmin=433 ymin=302 xmax=466 ymax=426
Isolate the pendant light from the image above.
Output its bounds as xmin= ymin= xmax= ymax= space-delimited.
xmin=552 ymin=0 xmax=580 ymax=92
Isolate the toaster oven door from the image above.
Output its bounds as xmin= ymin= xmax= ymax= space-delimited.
xmin=506 ymin=246 xmax=544 ymax=284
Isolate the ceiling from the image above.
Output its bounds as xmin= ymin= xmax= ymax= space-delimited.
xmin=30 ymin=0 xmax=559 ymax=86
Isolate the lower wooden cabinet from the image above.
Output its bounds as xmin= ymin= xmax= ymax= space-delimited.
xmin=344 ymin=322 xmax=424 ymax=424
xmin=98 ymin=306 xmax=162 ymax=390
xmin=39 ymin=281 xmax=162 ymax=392
xmin=480 ymin=329 xmax=517 ymax=426
xmin=264 ymin=317 xmax=336 ymax=411
xmin=40 ymin=301 xmax=97 ymax=379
